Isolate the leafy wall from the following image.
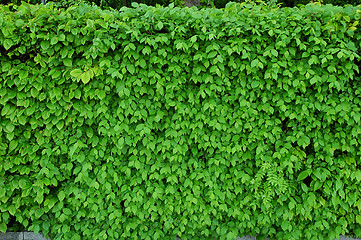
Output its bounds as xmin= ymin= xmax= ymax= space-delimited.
xmin=1 ymin=2 xmax=361 ymax=240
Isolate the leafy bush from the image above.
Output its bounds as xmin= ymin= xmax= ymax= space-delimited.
xmin=281 ymin=0 xmax=361 ymax=7
xmin=0 ymin=0 xmax=172 ymax=9
xmin=1 ymin=0 xmax=361 ymax=9
xmin=213 ymin=0 xmax=361 ymax=9
xmin=1 ymin=2 xmax=361 ymax=240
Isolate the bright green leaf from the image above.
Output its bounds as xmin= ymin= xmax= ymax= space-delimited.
xmin=58 ymin=191 xmax=66 ymax=201
xmin=70 ymin=69 xmax=83 ymax=79
xmin=0 ymin=222 xmax=7 ymax=233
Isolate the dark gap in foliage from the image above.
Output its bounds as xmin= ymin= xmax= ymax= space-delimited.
xmin=7 ymin=215 xmax=25 ymax=232
xmin=303 ymin=175 xmax=312 ymax=187
xmin=0 ymin=45 xmax=7 ymax=58
xmin=145 ymin=28 xmax=170 ymax=35
xmin=194 ymin=154 xmax=207 ymax=166
xmin=155 ymin=28 xmax=170 ymax=34
xmin=0 ymin=43 xmax=41 ymax=63
xmin=353 ymin=59 xmax=361 ymax=79
xmin=5 ymin=50 xmax=38 ymax=64
xmin=48 ymin=184 xmax=59 ymax=191
xmin=304 ymin=139 xmax=314 ymax=155
xmin=161 ymin=178 xmax=167 ymax=185
xmin=10 ymin=53 xmax=34 ymax=63
xmin=161 ymin=63 xmax=169 ymax=72
xmin=281 ymin=117 xmax=291 ymax=132
xmin=120 ymin=199 xmax=125 ymax=208
xmin=2 ymin=43 xmax=20 ymax=54
xmin=314 ymin=109 xmax=321 ymax=119
xmin=279 ymin=0 xmax=310 ymax=8
xmin=334 ymin=149 xmax=348 ymax=158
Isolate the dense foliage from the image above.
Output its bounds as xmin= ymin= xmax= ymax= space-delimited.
xmin=1 ymin=0 xmax=361 ymax=9
xmin=1 ymin=2 xmax=361 ymax=240
xmin=281 ymin=0 xmax=361 ymax=7
xmin=0 ymin=0 xmax=171 ymax=8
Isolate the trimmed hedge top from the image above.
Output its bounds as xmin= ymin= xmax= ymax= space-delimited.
xmin=1 ymin=2 xmax=361 ymax=240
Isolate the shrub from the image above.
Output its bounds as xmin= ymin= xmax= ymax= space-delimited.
xmin=1 ymin=2 xmax=361 ymax=239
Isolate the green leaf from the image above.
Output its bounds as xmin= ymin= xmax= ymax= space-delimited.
xmin=33 ymin=224 xmax=40 ymax=235
xmin=19 ymin=70 xmax=29 ymax=80
xmin=9 ymin=140 xmax=18 ymax=152
xmin=86 ymin=127 xmax=93 ymax=138
xmin=9 ymin=205 xmax=16 ymax=215
xmin=118 ymin=137 xmax=124 ymax=147
xmin=226 ymin=231 xmax=236 ymax=240
xmin=124 ymin=88 xmax=130 ymax=96
xmin=15 ymin=19 xmax=24 ymax=27
xmin=251 ymin=59 xmax=259 ymax=68
xmin=93 ymin=181 xmax=100 ymax=190
xmin=1 ymin=104 xmax=10 ymax=116
xmin=1 ymin=62 xmax=11 ymax=72
xmin=63 ymin=58 xmax=72 ymax=67
xmin=58 ymin=191 xmax=66 ymax=201
xmin=40 ymin=41 xmax=50 ymax=51
xmin=356 ymin=215 xmax=361 ymax=224
xmin=157 ymin=21 xmax=163 ymax=30
xmin=313 ymin=181 xmax=322 ymax=191
xmin=35 ymin=208 xmax=44 ymax=218
xmin=69 ymin=142 xmax=79 ymax=157
xmin=297 ymin=169 xmax=311 ymax=181
xmin=74 ymin=89 xmax=82 ymax=99
xmin=92 ymin=66 xmax=103 ymax=76
xmin=56 ymin=121 xmax=64 ymax=130
xmin=271 ymin=49 xmax=278 ymax=57
xmin=251 ymin=81 xmax=260 ymax=88
xmin=127 ymin=65 xmax=135 ymax=74
xmin=0 ymin=187 xmax=5 ymax=198
xmin=143 ymin=126 xmax=151 ymax=134
xmin=6 ymin=123 xmax=15 ymax=133
xmin=134 ymin=160 xmax=140 ymax=169
xmin=81 ymin=70 xmax=93 ymax=84
xmin=208 ymin=51 xmax=217 ymax=59
xmin=191 ymin=12 xmax=202 ymax=19
xmin=135 ymin=124 xmax=144 ymax=132
xmin=0 ymin=222 xmax=7 ymax=233
xmin=337 ymin=51 xmax=344 ymax=59
xmin=19 ymin=179 xmax=27 ymax=189
xmin=281 ymin=221 xmax=289 ymax=231
xmin=105 ymin=182 xmax=111 ymax=191
xmin=71 ymin=233 xmax=81 ymax=240
xmin=51 ymin=36 xmax=58 ymax=45
xmin=176 ymin=42 xmax=183 ymax=50
xmin=70 ymin=69 xmax=83 ymax=78
xmin=18 ymin=115 xmax=27 ymax=125
xmin=335 ymin=179 xmax=342 ymax=191
xmin=355 ymin=170 xmax=361 ymax=181
xmin=31 ymin=88 xmax=39 ymax=98
xmin=310 ymin=76 xmax=320 ymax=85
xmin=100 ymin=59 xmax=111 ymax=68
xmin=139 ymin=59 xmax=146 ymax=68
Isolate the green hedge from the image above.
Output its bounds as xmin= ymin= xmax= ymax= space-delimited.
xmin=280 ymin=0 xmax=361 ymax=7
xmin=1 ymin=2 xmax=361 ymax=240
xmin=2 ymin=0 xmax=361 ymax=10
xmin=0 ymin=0 xmax=173 ymax=9
xmin=214 ymin=0 xmax=361 ymax=9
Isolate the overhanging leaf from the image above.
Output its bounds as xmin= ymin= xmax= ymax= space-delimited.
xmin=70 ymin=69 xmax=83 ymax=79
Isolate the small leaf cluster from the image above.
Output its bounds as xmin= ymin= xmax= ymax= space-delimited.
xmin=1 ymin=2 xmax=361 ymax=240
